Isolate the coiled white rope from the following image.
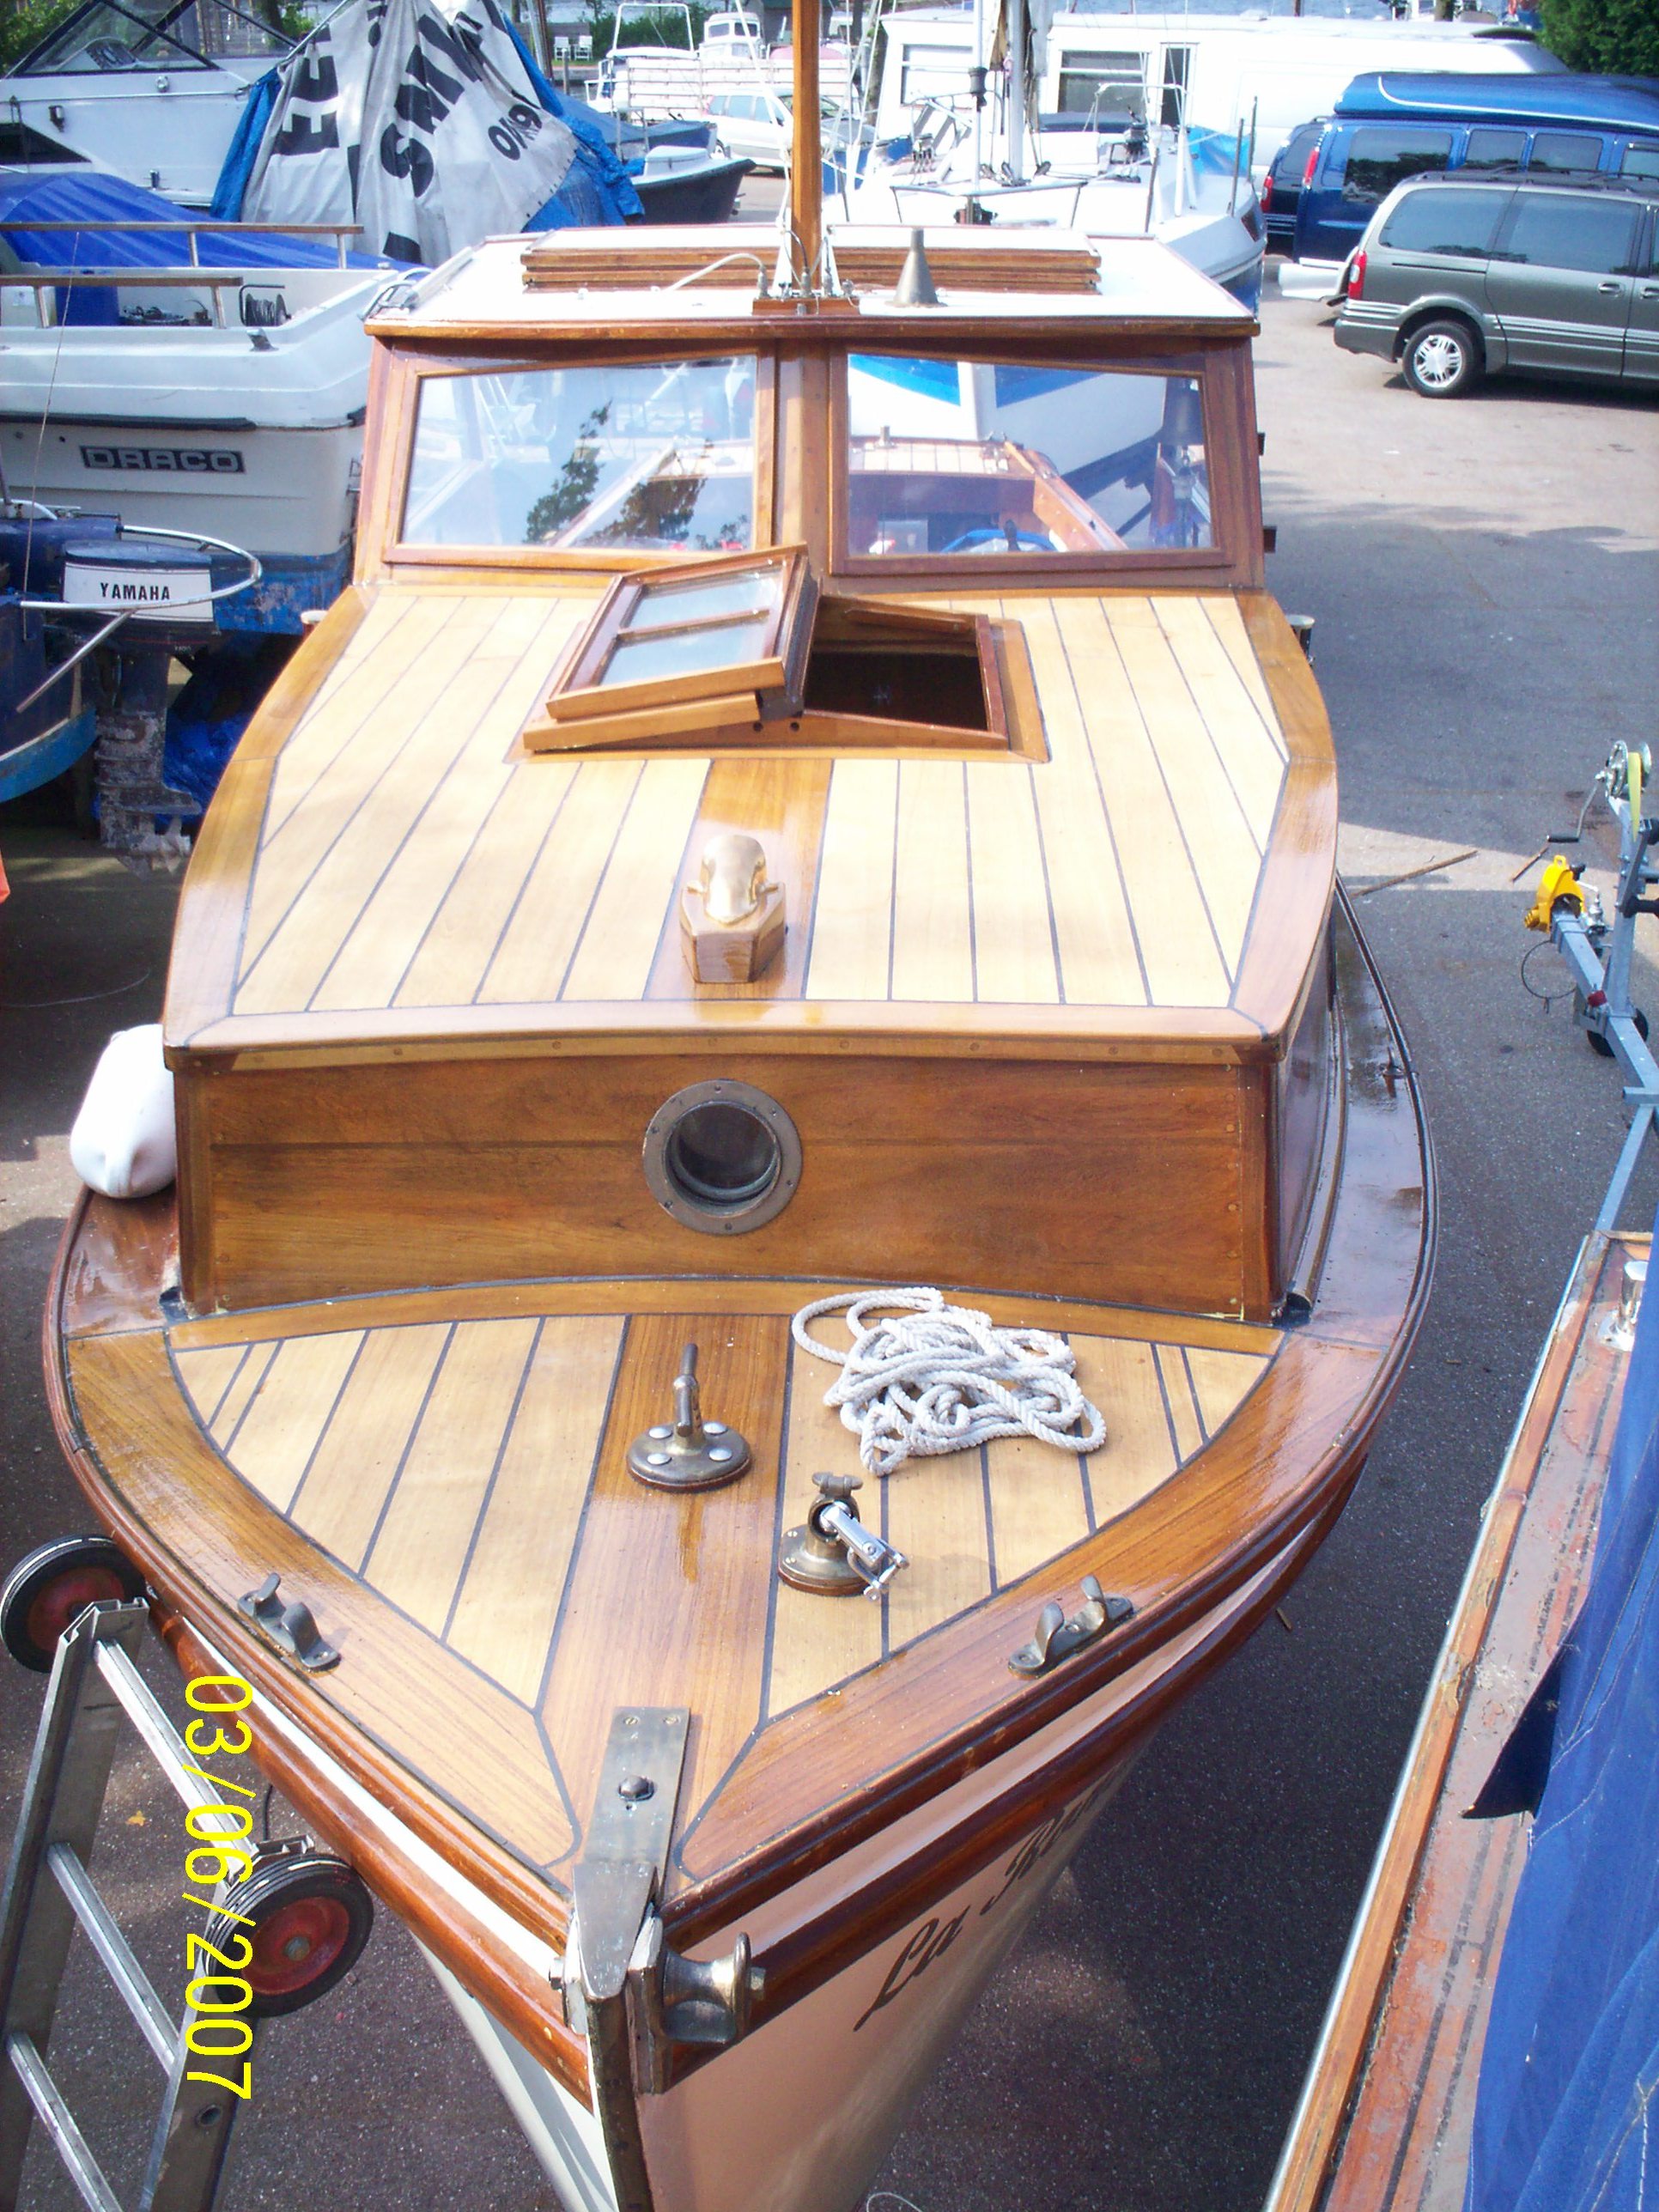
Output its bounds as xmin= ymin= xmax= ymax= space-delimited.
xmin=791 ymin=1287 xmax=1107 ymax=1478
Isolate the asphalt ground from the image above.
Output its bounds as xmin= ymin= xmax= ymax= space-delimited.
xmin=2 ymin=266 xmax=1657 ymax=2212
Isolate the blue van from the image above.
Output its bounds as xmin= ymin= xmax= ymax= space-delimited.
xmin=1290 ymin=73 xmax=1659 ymax=274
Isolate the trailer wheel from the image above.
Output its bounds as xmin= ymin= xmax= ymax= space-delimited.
xmin=1588 ymin=1008 xmax=1649 ymax=1058
xmin=210 ymin=1853 xmax=374 ymax=2016
xmin=1 ymin=1536 xmax=145 ymax=1672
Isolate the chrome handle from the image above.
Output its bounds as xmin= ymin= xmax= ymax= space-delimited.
xmin=1599 ymin=280 xmax=1623 ymax=294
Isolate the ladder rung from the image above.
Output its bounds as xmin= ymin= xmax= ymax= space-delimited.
xmin=6 ymin=2031 xmax=124 ymax=2212
xmin=94 ymin=1643 xmax=225 ymax=1819
xmin=47 ymin=1844 xmax=178 ymax=2073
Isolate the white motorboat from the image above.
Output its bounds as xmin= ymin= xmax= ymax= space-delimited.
xmin=866 ymin=1 xmax=1567 ymax=182
xmin=0 ymin=0 xmax=294 ymax=210
xmin=838 ymin=111 xmax=1265 ymax=306
xmin=0 ymin=180 xmax=395 ymax=631
xmin=838 ymin=0 xmax=1265 ymax=306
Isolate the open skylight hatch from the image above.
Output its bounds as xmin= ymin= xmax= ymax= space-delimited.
xmin=522 ymin=547 xmax=1042 ymax=758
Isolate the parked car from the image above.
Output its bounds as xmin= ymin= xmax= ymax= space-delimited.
xmin=1290 ymin=71 xmax=1659 ymax=281
xmin=706 ymin=87 xmax=793 ymax=169
xmin=1261 ymin=115 xmax=1329 ymax=252
xmin=1333 ymin=173 xmax=1659 ymax=396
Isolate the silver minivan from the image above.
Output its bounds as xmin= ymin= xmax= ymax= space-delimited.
xmin=1333 ymin=174 xmax=1659 ymax=397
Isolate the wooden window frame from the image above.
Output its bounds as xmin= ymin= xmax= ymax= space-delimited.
xmin=830 ymin=342 xmax=1242 ymax=585
xmin=526 ymin=545 xmax=817 ymax=751
xmin=522 ymin=574 xmax=1048 ymax=761
xmin=380 ymin=347 xmax=779 ymax=575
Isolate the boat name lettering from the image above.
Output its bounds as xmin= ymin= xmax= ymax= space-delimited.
xmin=82 ymin=446 xmax=245 ymax=475
xmin=854 ymin=1909 xmax=967 ymax=2031
xmin=977 ymin=1778 xmax=1115 ymax=1920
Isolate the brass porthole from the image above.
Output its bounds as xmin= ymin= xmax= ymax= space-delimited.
xmin=641 ymin=1080 xmax=801 ymax=1234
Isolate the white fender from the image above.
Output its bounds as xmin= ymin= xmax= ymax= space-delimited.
xmin=70 ymin=1024 xmax=177 ymax=1200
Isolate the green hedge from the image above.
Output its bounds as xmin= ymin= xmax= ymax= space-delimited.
xmin=1540 ymin=0 xmax=1659 ymax=74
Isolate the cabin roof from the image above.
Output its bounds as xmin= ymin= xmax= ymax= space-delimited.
xmin=373 ymin=227 xmax=1255 ymax=342
xmin=164 ymin=582 xmax=1332 ymax=1062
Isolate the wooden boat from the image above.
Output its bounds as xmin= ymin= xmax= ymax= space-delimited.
xmin=1263 ymin=1224 xmax=1638 ymax=2212
xmin=29 ymin=13 xmax=1433 ymax=2205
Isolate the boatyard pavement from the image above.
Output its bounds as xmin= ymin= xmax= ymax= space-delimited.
xmin=3 ymin=270 xmax=1657 ymax=2212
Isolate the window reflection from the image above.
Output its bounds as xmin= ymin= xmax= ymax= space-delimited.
xmin=846 ymin=356 xmax=1210 ymax=556
xmin=403 ymin=359 xmax=757 ymax=555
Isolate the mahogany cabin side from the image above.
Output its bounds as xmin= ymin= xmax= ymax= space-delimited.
xmin=159 ymin=231 xmax=1335 ymax=1328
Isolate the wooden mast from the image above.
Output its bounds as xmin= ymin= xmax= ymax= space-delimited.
xmin=790 ymin=0 xmax=822 ymax=288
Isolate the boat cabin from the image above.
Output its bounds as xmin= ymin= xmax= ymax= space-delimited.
xmin=163 ymin=224 xmax=1327 ymax=1328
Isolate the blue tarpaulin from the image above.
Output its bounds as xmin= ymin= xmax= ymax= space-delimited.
xmin=504 ymin=21 xmax=643 ymax=223
xmin=0 ymin=166 xmax=393 ymax=325
xmin=0 ymin=167 xmax=390 ymax=270
xmin=1465 ymin=1199 xmax=1659 ymax=2212
xmin=209 ymin=65 xmax=281 ymax=222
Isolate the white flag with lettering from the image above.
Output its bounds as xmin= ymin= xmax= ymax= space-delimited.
xmin=240 ymin=0 xmax=579 ymax=264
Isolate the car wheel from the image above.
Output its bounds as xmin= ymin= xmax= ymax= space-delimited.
xmin=1401 ymin=317 xmax=1482 ymax=399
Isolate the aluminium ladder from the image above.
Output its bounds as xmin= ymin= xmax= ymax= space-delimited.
xmin=0 ymin=1598 xmax=258 ymax=2212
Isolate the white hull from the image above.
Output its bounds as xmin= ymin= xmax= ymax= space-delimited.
xmin=839 ymin=139 xmax=1263 ymax=303
xmin=0 ymin=67 xmax=265 ymax=208
xmin=0 ymin=267 xmax=384 ymax=562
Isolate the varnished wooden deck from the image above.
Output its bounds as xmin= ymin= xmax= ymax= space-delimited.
xmin=150 ymin=1285 xmax=1273 ymax=1863
xmin=172 ymin=584 xmax=1308 ymax=1047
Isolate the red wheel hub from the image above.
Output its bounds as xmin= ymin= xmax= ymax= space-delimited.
xmin=248 ymin=1895 xmax=353 ymax=1997
xmin=25 ymin=1568 xmax=127 ymax=1653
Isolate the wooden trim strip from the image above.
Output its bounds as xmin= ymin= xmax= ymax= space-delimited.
xmin=163 ymin=1277 xmax=1284 ymax=1357
xmin=1231 ymin=594 xmax=1339 ymax=1043
xmin=171 ymin=996 xmax=1272 ymax=1064
xmin=1261 ymin=1232 xmax=1622 ymax=2212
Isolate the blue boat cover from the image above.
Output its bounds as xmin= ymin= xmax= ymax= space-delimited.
xmin=1465 ymin=1196 xmax=1659 ymax=2212
xmin=0 ymin=166 xmax=392 ymax=270
xmin=209 ymin=65 xmax=280 ymax=222
xmin=503 ymin=22 xmax=643 ymax=224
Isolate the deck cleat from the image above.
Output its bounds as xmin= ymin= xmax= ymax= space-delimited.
xmin=627 ymin=1341 xmax=753 ymax=1492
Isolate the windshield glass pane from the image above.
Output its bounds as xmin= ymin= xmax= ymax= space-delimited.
xmin=403 ymin=360 xmax=757 ymax=555
xmin=846 ymin=357 xmax=1210 ymax=556
xmin=21 ymin=0 xmax=287 ymax=70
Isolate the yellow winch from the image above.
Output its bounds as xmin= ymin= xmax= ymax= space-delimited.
xmin=1524 ymin=857 xmax=1586 ymax=934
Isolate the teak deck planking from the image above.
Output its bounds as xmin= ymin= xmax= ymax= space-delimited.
xmin=182 ymin=589 xmax=1297 ymax=1036
xmin=167 ymin=1297 xmax=1272 ymax=1782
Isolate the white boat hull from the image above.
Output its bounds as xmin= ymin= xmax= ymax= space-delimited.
xmin=0 ymin=264 xmax=384 ymax=621
xmin=0 ymin=69 xmax=265 ymax=209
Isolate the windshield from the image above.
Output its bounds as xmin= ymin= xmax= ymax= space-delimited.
xmin=845 ymin=356 xmax=1211 ymax=557
xmin=18 ymin=0 xmax=290 ymax=70
xmin=402 ymin=360 xmax=758 ymax=556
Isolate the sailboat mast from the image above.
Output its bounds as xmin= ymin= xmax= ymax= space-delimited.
xmin=1008 ymin=0 xmax=1025 ymax=182
xmin=791 ymin=0 xmax=823 ymax=287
